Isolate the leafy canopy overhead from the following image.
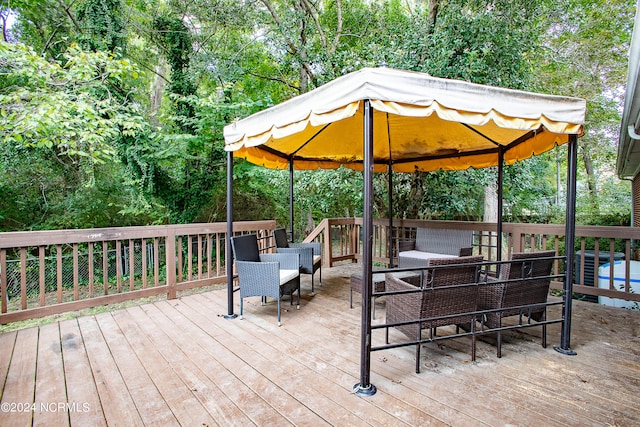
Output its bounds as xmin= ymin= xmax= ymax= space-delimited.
xmin=0 ymin=0 xmax=634 ymax=231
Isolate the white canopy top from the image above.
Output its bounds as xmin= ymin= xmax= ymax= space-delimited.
xmin=224 ymin=67 xmax=586 ymax=172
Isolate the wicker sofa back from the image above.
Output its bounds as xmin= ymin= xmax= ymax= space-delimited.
xmin=416 ymin=227 xmax=472 ymax=255
xmin=398 ymin=227 xmax=473 ymax=268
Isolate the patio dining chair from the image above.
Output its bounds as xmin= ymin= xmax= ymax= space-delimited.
xmin=273 ymin=228 xmax=322 ymax=294
xmin=385 ymin=255 xmax=483 ymax=373
xmin=478 ymin=250 xmax=556 ymax=357
xmin=230 ymin=233 xmax=301 ymax=326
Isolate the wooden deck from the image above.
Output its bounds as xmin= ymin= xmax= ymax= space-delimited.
xmin=1 ymin=263 xmax=639 ymax=426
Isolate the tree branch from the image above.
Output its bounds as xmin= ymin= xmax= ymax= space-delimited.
xmin=247 ymin=71 xmax=300 ymax=91
xmin=260 ymin=0 xmax=317 ymax=91
xmin=260 ymin=0 xmax=299 ymax=56
xmin=329 ymin=0 xmax=343 ymax=55
xmin=56 ymin=0 xmax=82 ymax=33
xmin=300 ymin=0 xmax=327 ymax=49
xmin=1 ymin=10 xmax=7 ymax=42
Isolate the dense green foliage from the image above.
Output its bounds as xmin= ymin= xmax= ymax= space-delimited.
xmin=0 ymin=0 xmax=634 ymax=233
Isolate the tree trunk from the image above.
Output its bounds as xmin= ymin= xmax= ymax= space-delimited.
xmin=150 ymin=61 xmax=167 ymax=126
xmin=484 ymin=182 xmax=498 ymax=223
xmin=305 ymin=207 xmax=315 ymax=236
xmin=427 ymin=0 xmax=440 ymax=33
xmin=581 ymin=145 xmax=599 ymax=212
xmin=407 ymin=171 xmax=424 ymax=218
xmin=484 ymin=182 xmax=498 ymax=260
xmin=296 ymin=0 xmax=310 ymax=94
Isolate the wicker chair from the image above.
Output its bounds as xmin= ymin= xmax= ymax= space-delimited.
xmin=385 ymin=255 xmax=483 ymax=373
xmin=273 ymin=228 xmax=322 ymax=294
xmin=230 ymin=234 xmax=301 ymax=326
xmin=478 ymin=250 xmax=556 ymax=357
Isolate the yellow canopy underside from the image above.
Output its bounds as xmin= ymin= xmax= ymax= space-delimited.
xmin=223 ymin=68 xmax=585 ymax=172
xmin=227 ymin=100 xmax=580 ymax=172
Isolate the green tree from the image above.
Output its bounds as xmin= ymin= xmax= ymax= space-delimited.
xmin=0 ymin=41 xmax=146 ymax=164
xmin=533 ymin=0 xmax=635 ymax=220
xmin=0 ymin=41 xmax=164 ymax=230
xmin=77 ymin=0 xmax=126 ymax=53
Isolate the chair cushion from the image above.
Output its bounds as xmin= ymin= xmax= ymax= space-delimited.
xmin=313 ymin=255 xmax=321 ymax=265
xmin=399 ymin=250 xmax=457 ymax=261
xmin=279 ymin=269 xmax=299 ymax=285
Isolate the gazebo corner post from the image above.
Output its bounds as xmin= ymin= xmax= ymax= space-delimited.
xmin=555 ymin=134 xmax=578 ymax=356
xmin=225 ymin=150 xmax=238 ymax=320
xmin=497 ymin=147 xmax=504 ymax=263
xmin=354 ymin=99 xmax=377 ymax=397
xmin=388 ymin=160 xmax=394 ymax=268
xmin=289 ymin=159 xmax=295 ymax=242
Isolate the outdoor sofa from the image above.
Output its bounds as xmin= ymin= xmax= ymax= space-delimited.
xmin=397 ymin=227 xmax=473 ymax=268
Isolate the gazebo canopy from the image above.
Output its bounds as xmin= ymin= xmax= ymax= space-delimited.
xmin=223 ymin=66 xmax=587 ymax=396
xmin=224 ymin=67 xmax=586 ymax=171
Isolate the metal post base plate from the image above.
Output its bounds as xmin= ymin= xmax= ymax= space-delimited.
xmin=553 ymin=345 xmax=577 ymax=356
xmin=223 ymin=313 xmax=238 ymax=320
xmin=353 ymin=383 xmax=377 ymax=396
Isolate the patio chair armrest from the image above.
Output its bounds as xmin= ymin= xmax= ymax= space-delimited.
xmin=385 ymin=273 xmax=422 ymax=318
xmin=477 ymin=279 xmax=504 ymax=311
xmin=459 ymin=247 xmax=473 ymax=257
xmin=289 ymin=241 xmax=322 ymax=256
xmin=260 ymin=253 xmax=300 ymax=271
xmin=397 ymin=239 xmax=416 ymax=253
xmin=276 ymin=247 xmax=313 ymax=269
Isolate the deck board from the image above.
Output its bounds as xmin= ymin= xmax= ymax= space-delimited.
xmin=1 ymin=263 xmax=640 ymax=426
xmin=94 ymin=312 xmax=179 ymax=427
xmin=0 ymin=328 xmax=38 ymax=427
xmin=77 ymin=315 xmax=145 ymax=426
xmin=59 ymin=319 xmax=107 ymax=427
xmin=0 ymin=330 xmax=16 ymax=399
xmin=33 ymin=323 xmax=68 ymax=427
xmin=131 ymin=303 xmax=263 ymax=426
xmin=110 ymin=309 xmax=217 ymax=426
xmin=157 ymin=298 xmax=326 ymax=426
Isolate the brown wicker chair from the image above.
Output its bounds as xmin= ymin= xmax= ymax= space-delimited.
xmin=478 ymin=250 xmax=556 ymax=358
xmin=385 ymin=255 xmax=483 ymax=373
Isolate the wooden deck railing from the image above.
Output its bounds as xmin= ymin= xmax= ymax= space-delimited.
xmin=304 ymin=218 xmax=640 ymax=306
xmin=2 ymin=218 xmax=638 ymax=324
xmin=0 ymin=221 xmax=275 ymax=324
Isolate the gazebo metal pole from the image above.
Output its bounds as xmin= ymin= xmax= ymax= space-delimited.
xmin=388 ymin=160 xmax=394 ymax=268
xmin=225 ymin=151 xmax=237 ymax=319
xmin=497 ymin=147 xmax=504 ymax=262
xmin=387 ymin=115 xmax=394 ymax=268
xmin=555 ymin=134 xmax=578 ymax=355
xmin=289 ymin=160 xmax=295 ymax=242
xmin=354 ymin=99 xmax=377 ymax=396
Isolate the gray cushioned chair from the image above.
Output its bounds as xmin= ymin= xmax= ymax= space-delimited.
xmin=273 ymin=228 xmax=322 ymax=294
xmin=230 ymin=234 xmax=301 ymax=326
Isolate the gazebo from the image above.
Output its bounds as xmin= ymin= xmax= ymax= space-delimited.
xmin=223 ymin=67 xmax=586 ymax=395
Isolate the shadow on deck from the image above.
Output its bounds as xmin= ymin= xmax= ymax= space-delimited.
xmin=1 ymin=263 xmax=639 ymax=426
